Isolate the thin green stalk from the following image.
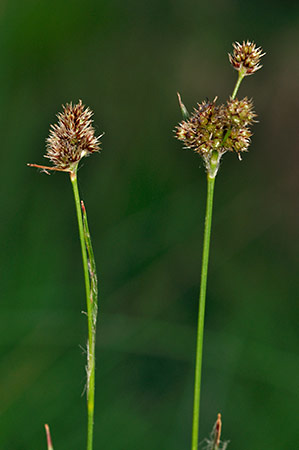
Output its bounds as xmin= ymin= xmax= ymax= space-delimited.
xmin=70 ymin=171 xmax=96 ymax=450
xmin=191 ymin=72 xmax=245 ymax=449
xmin=191 ymin=173 xmax=215 ymax=450
xmin=231 ymin=71 xmax=244 ymax=100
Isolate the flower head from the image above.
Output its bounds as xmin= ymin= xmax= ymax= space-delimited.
xmin=229 ymin=41 xmax=265 ymax=76
xmin=175 ymin=98 xmax=225 ymax=156
xmin=226 ymin=97 xmax=256 ymax=127
xmin=45 ymin=100 xmax=101 ymax=172
xmin=223 ymin=123 xmax=252 ymax=154
xmin=175 ymin=95 xmax=257 ymax=173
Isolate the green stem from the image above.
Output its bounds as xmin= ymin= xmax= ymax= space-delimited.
xmin=191 ymin=68 xmax=246 ymax=450
xmin=231 ymin=71 xmax=244 ymax=100
xmin=191 ymin=173 xmax=216 ymax=450
xmin=70 ymin=171 xmax=95 ymax=450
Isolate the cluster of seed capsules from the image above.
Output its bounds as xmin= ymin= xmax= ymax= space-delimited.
xmin=46 ymin=100 xmax=102 ymax=171
xmin=175 ymin=41 xmax=265 ymax=163
xmin=176 ymin=96 xmax=256 ymax=159
xmin=38 ymin=41 xmax=264 ymax=174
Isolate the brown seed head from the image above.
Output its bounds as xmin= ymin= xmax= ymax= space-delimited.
xmin=175 ymin=98 xmax=226 ymax=156
xmin=226 ymin=97 xmax=256 ymax=127
xmin=46 ymin=100 xmax=101 ymax=171
xmin=228 ymin=41 xmax=265 ymax=76
xmin=175 ymin=96 xmax=257 ymax=164
xmin=222 ymin=97 xmax=256 ymax=154
xmin=223 ymin=125 xmax=252 ymax=154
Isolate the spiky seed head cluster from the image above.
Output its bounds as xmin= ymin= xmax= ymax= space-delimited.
xmin=46 ymin=100 xmax=101 ymax=172
xmin=176 ymin=98 xmax=225 ymax=155
xmin=226 ymin=97 xmax=256 ymax=126
xmin=229 ymin=40 xmax=265 ymax=76
xmin=175 ymin=97 xmax=255 ymax=160
xmin=224 ymin=97 xmax=256 ymax=154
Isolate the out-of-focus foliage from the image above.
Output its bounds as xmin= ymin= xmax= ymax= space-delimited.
xmin=0 ymin=1 xmax=298 ymax=449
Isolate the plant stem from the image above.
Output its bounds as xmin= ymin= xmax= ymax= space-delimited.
xmin=231 ymin=71 xmax=244 ymax=100
xmin=45 ymin=424 xmax=54 ymax=450
xmin=191 ymin=71 xmax=245 ymax=449
xmin=191 ymin=173 xmax=216 ymax=450
xmin=70 ymin=171 xmax=96 ymax=450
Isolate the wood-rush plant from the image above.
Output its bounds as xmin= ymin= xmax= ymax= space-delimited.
xmin=175 ymin=41 xmax=265 ymax=450
xmin=28 ymin=100 xmax=103 ymax=450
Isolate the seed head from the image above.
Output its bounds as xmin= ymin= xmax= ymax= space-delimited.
xmin=175 ymin=98 xmax=225 ymax=156
xmin=226 ymin=97 xmax=256 ymax=127
xmin=229 ymin=41 xmax=265 ymax=76
xmin=223 ymin=125 xmax=252 ymax=154
xmin=175 ymin=96 xmax=257 ymax=168
xmin=45 ymin=100 xmax=101 ymax=172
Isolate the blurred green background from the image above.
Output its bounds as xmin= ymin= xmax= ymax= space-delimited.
xmin=0 ymin=0 xmax=298 ymax=449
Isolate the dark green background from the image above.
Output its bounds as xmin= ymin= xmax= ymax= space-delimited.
xmin=1 ymin=1 xmax=298 ymax=449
